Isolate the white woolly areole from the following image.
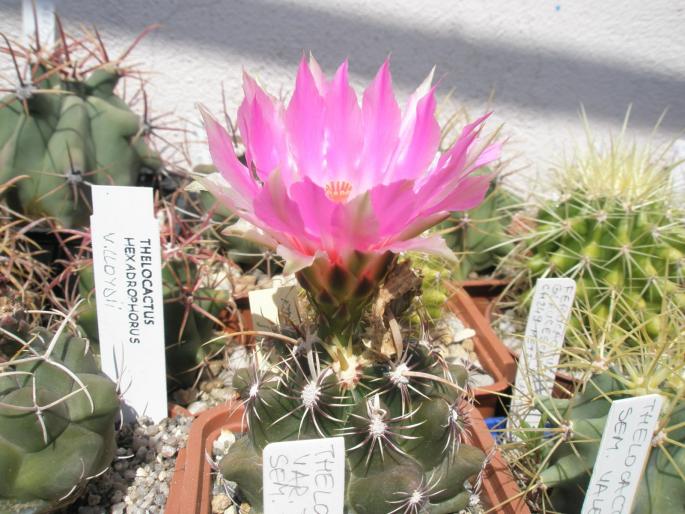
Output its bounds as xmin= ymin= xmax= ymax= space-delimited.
xmin=301 ymin=382 xmax=321 ymax=408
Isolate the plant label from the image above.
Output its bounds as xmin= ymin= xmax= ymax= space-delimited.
xmin=22 ymin=0 xmax=55 ymax=49
xmin=90 ymin=185 xmax=167 ymax=423
xmin=249 ymin=285 xmax=301 ymax=333
xmin=581 ymin=394 xmax=664 ymax=514
xmin=509 ymin=277 xmax=576 ymax=428
xmin=263 ymin=437 xmax=345 ymax=514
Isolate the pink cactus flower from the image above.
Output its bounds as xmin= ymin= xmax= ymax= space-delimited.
xmin=201 ymin=57 xmax=500 ymax=275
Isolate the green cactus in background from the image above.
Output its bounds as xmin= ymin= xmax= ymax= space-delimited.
xmin=76 ymin=258 xmax=232 ymax=389
xmin=0 ymin=24 xmax=163 ymax=228
xmin=220 ymin=261 xmax=488 ymax=514
xmin=439 ymin=182 xmax=521 ymax=280
xmin=505 ymin=115 xmax=685 ymax=330
xmin=0 ymin=309 xmax=119 ymax=513
xmin=507 ymin=296 xmax=685 ymax=513
xmin=533 ymin=373 xmax=685 ymax=513
xmin=404 ymin=254 xmax=452 ymax=323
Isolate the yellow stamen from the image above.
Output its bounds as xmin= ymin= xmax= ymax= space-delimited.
xmin=325 ymin=180 xmax=352 ymax=203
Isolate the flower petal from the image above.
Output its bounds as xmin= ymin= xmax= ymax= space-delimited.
xmin=359 ymin=59 xmax=401 ymax=190
xmin=197 ymin=171 xmax=254 ymax=220
xmin=324 ymin=60 xmax=363 ymax=185
xmin=237 ymin=72 xmax=289 ymax=182
xmin=385 ymin=84 xmax=440 ymax=182
xmin=200 ymin=107 xmax=258 ymax=199
xmin=286 ymin=57 xmax=326 ymax=182
xmin=278 ymin=245 xmax=323 ymax=275
xmin=384 ymin=234 xmax=456 ymax=261
xmin=288 ymin=178 xmax=336 ymax=242
xmin=252 ymin=169 xmax=315 ymax=252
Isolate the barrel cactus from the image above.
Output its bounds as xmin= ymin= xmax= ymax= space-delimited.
xmin=506 ymin=120 xmax=685 ymax=331
xmin=223 ymin=329 xmax=487 ymax=513
xmin=0 ymin=310 xmax=119 ymax=513
xmin=0 ymin=24 xmax=162 ymax=228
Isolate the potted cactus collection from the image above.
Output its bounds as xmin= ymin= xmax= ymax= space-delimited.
xmin=0 ymin=11 xmax=683 ymax=514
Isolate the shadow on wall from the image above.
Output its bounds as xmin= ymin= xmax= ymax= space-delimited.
xmin=1 ymin=0 xmax=683 ymax=131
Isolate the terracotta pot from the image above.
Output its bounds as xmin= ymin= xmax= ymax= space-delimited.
xmin=166 ymin=401 xmax=530 ymax=514
xmin=455 ymin=278 xmax=510 ymax=317
xmin=484 ymin=301 xmax=580 ymax=399
xmin=166 ymin=402 xmax=243 ymax=514
xmin=468 ymin=406 xmax=531 ymax=514
xmin=446 ymin=288 xmax=516 ymax=417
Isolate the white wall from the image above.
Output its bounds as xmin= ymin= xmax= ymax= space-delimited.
xmin=2 ymin=0 xmax=684 ymax=193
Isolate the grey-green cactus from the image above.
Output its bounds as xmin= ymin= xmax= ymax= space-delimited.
xmin=221 ymin=325 xmax=487 ymax=512
xmin=0 ymin=312 xmax=119 ymax=513
xmin=533 ymin=372 xmax=685 ymax=513
xmin=508 ymin=297 xmax=685 ymax=513
xmin=0 ymin=27 xmax=162 ymax=228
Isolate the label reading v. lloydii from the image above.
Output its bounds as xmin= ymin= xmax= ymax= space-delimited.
xmin=90 ymin=186 xmax=167 ymax=423
xmin=582 ymin=394 xmax=664 ymax=514
xmin=263 ymin=437 xmax=345 ymax=514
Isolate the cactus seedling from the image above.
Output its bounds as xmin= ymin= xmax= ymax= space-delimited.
xmin=0 ymin=306 xmax=119 ymax=513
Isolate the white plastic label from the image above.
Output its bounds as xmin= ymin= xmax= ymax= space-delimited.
xmin=510 ymin=278 xmax=576 ymax=428
xmin=582 ymin=394 xmax=664 ymax=514
xmin=22 ymin=0 xmax=55 ymax=49
xmin=90 ymin=186 xmax=167 ymax=423
xmin=249 ymin=285 xmax=301 ymax=333
xmin=263 ymin=437 xmax=345 ymax=514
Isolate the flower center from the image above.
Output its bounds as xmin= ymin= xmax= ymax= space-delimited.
xmin=325 ymin=181 xmax=352 ymax=203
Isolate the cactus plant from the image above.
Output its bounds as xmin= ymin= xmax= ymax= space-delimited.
xmin=505 ymin=295 xmax=685 ymax=513
xmin=0 ymin=23 xmax=163 ymax=228
xmin=223 ymin=332 xmax=487 ymax=513
xmin=0 ymin=308 xmax=119 ymax=513
xmin=0 ymin=189 xmax=53 ymax=321
xmin=199 ymin=56 xmax=504 ymax=513
xmin=504 ymin=115 xmax=685 ymax=330
xmin=438 ymin=182 xmax=521 ymax=280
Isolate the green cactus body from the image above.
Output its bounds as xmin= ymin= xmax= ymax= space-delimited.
xmin=439 ymin=184 xmax=520 ymax=280
xmin=221 ymin=335 xmax=486 ymax=513
xmin=0 ymin=50 xmax=161 ymax=228
xmin=534 ymin=372 xmax=685 ymax=513
xmin=506 ymin=129 xmax=685 ymax=336
xmin=0 ymin=326 xmax=119 ymax=513
xmin=517 ymin=195 xmax=685 ymax=331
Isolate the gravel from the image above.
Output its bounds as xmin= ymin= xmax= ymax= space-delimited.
xmin=61 ymin=415 xmax=193 ymax=514
xmin=434 ymin=312 xmax=496 ymax=388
